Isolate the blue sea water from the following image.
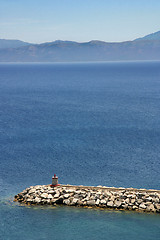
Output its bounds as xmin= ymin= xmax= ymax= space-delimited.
xmin=0 ymin=62 xmax=160 ymax=239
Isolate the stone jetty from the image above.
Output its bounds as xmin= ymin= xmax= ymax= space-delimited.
xmin=14 ymin=185 xmax=160 ymax=213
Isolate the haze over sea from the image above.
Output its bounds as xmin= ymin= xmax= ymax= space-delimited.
xmin=0 ymin=62 xmax=160 ymax=239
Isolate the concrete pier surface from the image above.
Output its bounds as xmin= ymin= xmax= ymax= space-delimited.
xmin=14 ymin=184 xmax=160 ymax=213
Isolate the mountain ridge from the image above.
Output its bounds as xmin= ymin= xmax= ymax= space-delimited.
xmin=0 ymin=31 xmax=160 ymax=62
xmin=0 ymin=39 xmax=30 ymax=49
xmin=134 ymin=30 xmax=160 ymax=41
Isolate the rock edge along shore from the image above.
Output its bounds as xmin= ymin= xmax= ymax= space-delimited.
xmin=14 ymin=185 xmax=160 ymax=213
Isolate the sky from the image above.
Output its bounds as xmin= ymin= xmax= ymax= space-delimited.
xmin=0 ymin=0 xmax=160 ymax=43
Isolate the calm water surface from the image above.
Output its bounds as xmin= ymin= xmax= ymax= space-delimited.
xmin=0 ymin=62 xmax=160 ymax=239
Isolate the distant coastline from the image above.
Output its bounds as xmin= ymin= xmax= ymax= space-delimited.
xmin=1 ymin=30 xmax=160 ymax=62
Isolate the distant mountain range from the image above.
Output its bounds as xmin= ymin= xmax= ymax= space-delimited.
xmin=0 ymin=31 xmax=160 ymax=62
xmin=0 ymin=39 xmax=30 ymax=49
xmin=135 ymin=30 xmax=160 ymax=41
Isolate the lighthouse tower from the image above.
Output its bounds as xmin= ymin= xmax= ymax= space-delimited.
xmin=51 ymin=174 xmax=59 ymax=187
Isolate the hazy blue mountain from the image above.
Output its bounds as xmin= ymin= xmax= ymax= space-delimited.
xmin=135 ymin=30 xmax=160 ymax=41
xmin=0 ymin=39 xmax=30 ymax=49
xmin=0 ymin=32 xmax=160 ymax=62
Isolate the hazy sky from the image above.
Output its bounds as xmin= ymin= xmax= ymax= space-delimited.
xmin=1 ymin=0 xmax=160 ymax=43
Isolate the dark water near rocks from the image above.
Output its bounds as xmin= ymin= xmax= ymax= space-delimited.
xmin=0 ymin=62 xmax=160 ymax=239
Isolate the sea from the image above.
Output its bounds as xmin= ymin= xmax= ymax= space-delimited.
xmin=0 ymin=61 xmax=160 ymax=240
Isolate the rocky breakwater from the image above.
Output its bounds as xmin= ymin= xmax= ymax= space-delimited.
xmin=14 ymin=185 xmax=160 ymax=213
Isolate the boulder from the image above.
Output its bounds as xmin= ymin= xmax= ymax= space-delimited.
xmin=41 ymin=193 xmax=48 ymax=199
xmin=63 ymin=194 xmax=70 ymax=199
xmin=152 ymin=198 xmax=159 ymax=203
xmin=26 ymin=198 xmax=33 ymax=203
xmin=139 ymin=203 xmax=146 ymax=209
xmin=132 ymin=206 xmax=138 ymax=210
xmin=63 ymin=199 xmax=70 ymax=205
xmin=125 ymin=198 xmax=130 ymax=204
xmin=145 ymin=197 xmax=152 ymax=202
xmin=90 ymin=195 xmax=96 ymax=200
xmin=66 ymin=189 xmax=74 ymax=193
xmin=48 ymin=190 xmax=55 ymax=194
xmin=131 ymin=199 xmax=136 ymax=204
xmin=155 ymin=204 xmax=160 ymax=212
xmin=54 ymin=193 xmax=60 ymax=198
xmin=28 ymin=189 xmax=35 ymax=194
xmin=48 ymin=194 xmax=53 ymax=199
xmin=114 ymin=200 xmax=122 ymax=208
xmin=100 ymin=199 xmax=106 ymax=205
xmin=74 ymin=194 xmax=80 ymax=199
xmin=107 ymin=201 xmax=114 ymax=207
xmin=71 ymin=198 xmax=79 ymax=205
xmin=95 ymin=199 xmax=100 ymax=205
xmin=121 ymin=204 xmax=128 ymax=209
xmin=146 ymin=204 xmax=156 ymax=212
xmin=22 ymin=190 xmax=28 ymax=195
xmin=137 ymin=193 xmax=145 ymax=198
xmin=34 ymin=197 xmax=41 ymax=204
xmin=87 ymin=200 xmax=96 ymax=206
xmin=137 ymin=199 xmax=143 ymax=204
xmin=77 ymin=200 xmax=83 ymax=206
xmin=51 ymin=198 xmax=59 ymax=204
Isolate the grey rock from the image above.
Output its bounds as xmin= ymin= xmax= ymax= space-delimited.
xmin=155 ymin=203 xmax=160 ymax=212
xmin=95 ymin=199 xmax=100 ymax=205
xmin=48 ymin=190 xmax=55 ymax=194
xmin=121 ymin=204 xmax=128 ymax=209
xmin=75 ymin=190 xmax=82 ymax=195
xmin=22 ymin=190 xmax=28 ymax=195
xmin=139 ymin=203 xmax=147 ymax=209
xmin=48 ymin=194 xmax=53 ymax=199
xmin=63 ymin=199 xmax=70 ymax=205
xmin=145 ymin=201 xmax=152 ymax=206
xmin=100 ymin=199 xmax=106 ymax=205
xmin=109 ymin=196 xmax=115 ymax=201
xmin=146 ymin=204 xmax=156 ymax=212
xmin=137 ymin=193 xmax=145 ymax=199
xmin=71 ymin=198 xmax=79 ymax=205
xmin=107 ymin=201 xmax=114 ymax=207
xmin=54 ymin=193 xmax=60 ymax=198
xmin=26 ymin=198 xmax=33 ymax=203
xmin=137 ymin=199 xmax=143 ymax=204
xmin=87 ymin=200 xmax=96 ymax=206
xmin=152 ymin=197 xmax=159 ymax=203
xmin=90 ymin=195 xmax=96 ymax=200
xmin=132 ymin=206 xmax=138 ymax=210
xmin=28 ymin=189 xmax=35 ymax=194
xmin=74 ymin=194 xmax=80 ymax=199
xmin=114 ymin=200 xmax=122 ymax=208
xmin=125 ymin=198 xmax=130 ymax=204
xmin=66 ymin=189 xmax=74 ymax=193
xmin=145 ymin=197 xmax=152 ymax=202
xmin=63 ymin=194 xmax=70 ymax=199
xmin=119 ymin=195 xmax=127 ymax=200
xmin=131 ymin=198 xmax=136 ymax=204
xmin=77 ymin=200 xmax=83 ymax=206
xmin=41 ymin=193 xmax=48 ymax=199
xmin=51 ymin=198 xmax=59 ymax=203
xmin=34 ymin=197 xmax=41 ymax=203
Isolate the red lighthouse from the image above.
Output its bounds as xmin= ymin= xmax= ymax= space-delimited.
xmin=51 ymin=174 xmax=59 ymax=187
